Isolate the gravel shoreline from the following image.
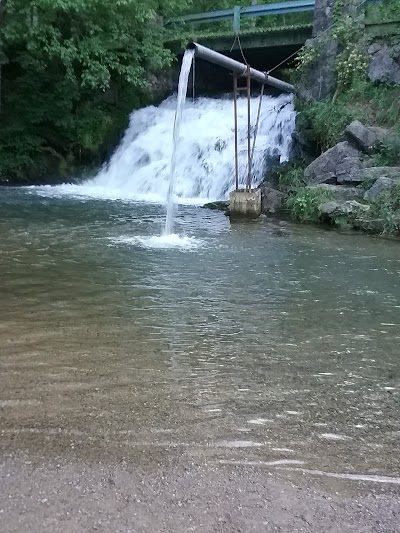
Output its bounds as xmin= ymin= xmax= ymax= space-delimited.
xmin=1 ymin=453 xmax=399 ymax=533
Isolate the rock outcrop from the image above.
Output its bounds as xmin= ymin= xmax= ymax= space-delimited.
xmin=344 ymin=121 xmax=388 ymax=154
xmin=357 ymin=167 xmax=400 ymax=183
xmin=304 ymin=142 xmax=365 ymax=185
xmin=260 ymin=185 xmax=287 ymax=214
xmin=319 ymin=200 xmax=370 ymax=222
xmin=201 ymin=201 xmax=229 ymax=212
xmin=368 ymin=40 xmax=400 ymax=85
xmin=364 ymin=175 xmax=400 ymax=201
xmin=308 ymin=184 xmax=363 ymax=202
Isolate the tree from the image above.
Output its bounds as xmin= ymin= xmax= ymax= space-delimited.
xmin=0 ymin=0 xmax=192 ymax=182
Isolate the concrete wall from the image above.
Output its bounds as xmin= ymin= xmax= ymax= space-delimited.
xmin=229 ymin=189 xmax=262 ymax=218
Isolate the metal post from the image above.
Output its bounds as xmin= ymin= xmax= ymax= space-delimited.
xmin=233 ymin=6 xmax=241 ymax=35
xmin=246 ymin=64 xmax=251 ymax=192
xmin=233 ymin=73 xmax=239 ymax=191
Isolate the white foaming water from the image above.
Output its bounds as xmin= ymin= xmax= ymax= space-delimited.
xmin=109 ymin=234 xmax=202 ymax=251
xmin=31 ymin=93 xmax=296 ymax=204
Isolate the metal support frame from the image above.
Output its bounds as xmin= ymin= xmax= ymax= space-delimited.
xmin=187 ymin=41 xmax=294 ymax=192
xmin=233 ymin=73 xmax=239 ymax=191
xmin=246 ymin=65 xmax=252 ymax=192
xmin=233 ymin=6 xmax=241 ymax=35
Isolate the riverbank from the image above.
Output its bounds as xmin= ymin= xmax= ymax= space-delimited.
xmin=1 ymin=453 xmax=399 ymax=532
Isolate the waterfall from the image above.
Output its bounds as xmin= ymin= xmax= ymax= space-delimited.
xmin=83 ymin=93 xmax=296 ymax=204
xmin=34 ymin=84 xmax=296 ymax=206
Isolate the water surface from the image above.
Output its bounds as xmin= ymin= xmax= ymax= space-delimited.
xmin=0 ymin=189 xmax=399 ymax=480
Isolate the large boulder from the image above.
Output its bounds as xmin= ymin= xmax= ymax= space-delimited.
xmin=260 ymin=185 xmax=287 ymax=214
xmin=345 ymin=121 xmax=388 ymax=154
xmin=357 ymin=167 xmax=400 ymax=184
xmin=364 ymin=176 xmax=400 ymax=201
xmin=353 ymin=217 xmax=385 ymax=234
xmin=304 ymin=142 xmax=365 ymax=185
xmin=368 ymin=40 xmax=400 ymax=85
xmin=319 ymin=200 xmax=370 ymax=222
xmin=308 ymin=184 xmax=363 ymax=202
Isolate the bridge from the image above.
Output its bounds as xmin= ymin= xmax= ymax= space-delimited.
xmin=165 ymin=0 xmax=400 ymax=74
xmin=165 ymin=1 xmax=314 ymax=72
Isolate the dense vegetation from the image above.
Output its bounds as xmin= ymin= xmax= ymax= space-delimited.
xmin=0 ymin=0 xmax=191 ymax=183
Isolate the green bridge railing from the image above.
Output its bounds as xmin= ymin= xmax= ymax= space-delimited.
xmin=166 ymin=0 xmax=316 ymax=35
xmin=166 ymin=0 xmax=398 ymax=37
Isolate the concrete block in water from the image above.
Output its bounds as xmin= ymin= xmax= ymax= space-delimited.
xmin=229 ymin=189 xmax=261 ymax=218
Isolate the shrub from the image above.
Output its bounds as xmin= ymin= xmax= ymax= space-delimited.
xmin=268 ymin=163 xmax=306 ymax=190
xmin=286 ymin=187 xmax=333 ymax=223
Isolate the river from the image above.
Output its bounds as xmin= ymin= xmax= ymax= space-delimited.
xmin=1 ymin=189 xmax=399 ymax=484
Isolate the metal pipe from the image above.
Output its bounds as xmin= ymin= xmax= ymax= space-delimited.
xmin=246 ymin=65 xmax=252 ymax=192
xmin=187 ymin=42 xmax=295 ymax=93
xmin=233 ymin=73 xmax=239 ymax=191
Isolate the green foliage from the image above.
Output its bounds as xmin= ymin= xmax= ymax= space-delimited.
xmin=270 ymin=163 xmax=305 ymax=190
xmin=296 ymin=1 xmax=368 ymax=95
xmin=296 ymin=39 xmax=321 ymax=70
xmin=370 ymin=183 xmax=400 ymax=235
xmin=335 ymin=46 xmax=368 ymax=91
xmin=298 ymin=81 xmax=400 ymax=151
xmin=0 ymin=0 xmax=192 ymax=182
xmin=366 ymin=0 xmax=400 ymax=25
xmin=286 ymin=187 xmax=333 ymax=223
xmin=332 ymin=9 xmax=367 ymax=93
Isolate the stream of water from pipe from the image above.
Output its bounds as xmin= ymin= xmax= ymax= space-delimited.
xmin=164 ymin=49 xmax=195 ymax=235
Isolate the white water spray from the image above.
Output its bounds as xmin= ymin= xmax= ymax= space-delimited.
xmin=32 ymin=69 xmax=297 ymax=212
xmin=84 ymin=93 xmax=296 ymax=204
xmin=165 ymin=48 xmax=195 ymax=235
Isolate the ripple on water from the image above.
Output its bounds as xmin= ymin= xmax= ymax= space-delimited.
xmin=1 ymin=192 xmax=400 ymax=479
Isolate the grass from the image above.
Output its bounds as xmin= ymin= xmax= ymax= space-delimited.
xmin=286 ymin=187 xmax=333 ymax=223
xmin=268 ymin=162 xmax=306 ymax=190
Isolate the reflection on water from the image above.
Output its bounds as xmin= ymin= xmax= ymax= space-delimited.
xmin=0 ymin=189 xmax=399 ymax=480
